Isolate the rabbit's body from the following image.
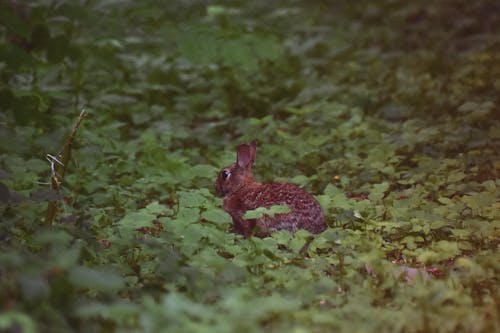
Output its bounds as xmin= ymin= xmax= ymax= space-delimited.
xmin=215 ymin=141 xmax=327 ymax=237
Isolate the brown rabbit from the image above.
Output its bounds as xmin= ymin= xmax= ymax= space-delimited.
xmin=214 ymin=141 xmax=327 ymax=237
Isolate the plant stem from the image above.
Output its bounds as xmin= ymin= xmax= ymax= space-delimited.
xmin=44 ymin=109 xmax=87 ymax=225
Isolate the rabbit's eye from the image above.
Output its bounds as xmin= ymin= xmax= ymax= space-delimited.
xmin=221 ymin=170 xmax=230 ymax=180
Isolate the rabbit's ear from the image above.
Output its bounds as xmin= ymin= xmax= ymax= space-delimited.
xmin=237 ymin=142 xmax=257 ymax=169
xmin=249 ymin=141 xmax=257 ymax=156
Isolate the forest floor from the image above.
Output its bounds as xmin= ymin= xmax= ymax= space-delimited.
xmin=0 ymin=1 xmax=499 ymax=332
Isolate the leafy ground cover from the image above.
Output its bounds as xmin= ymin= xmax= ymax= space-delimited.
xmin=0 ymin=1 xmax=499 ymax=332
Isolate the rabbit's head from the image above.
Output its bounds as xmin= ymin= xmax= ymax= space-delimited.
xmin=215 ymin=141 xmax=257 ymax=197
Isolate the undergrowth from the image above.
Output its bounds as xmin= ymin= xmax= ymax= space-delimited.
xmin=0 ymin=1 xmax=499 ymax=332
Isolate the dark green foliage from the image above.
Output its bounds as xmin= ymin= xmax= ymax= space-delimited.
xmin=0 ymin=0 xmax=499 ymax=332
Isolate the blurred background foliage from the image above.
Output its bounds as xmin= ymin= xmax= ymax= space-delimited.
xmin=0 ymin=0 xmax=499 ymax=332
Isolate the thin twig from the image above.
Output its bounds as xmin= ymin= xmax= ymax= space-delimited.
xmin=44 ymin=109 xmax=87 ymax=225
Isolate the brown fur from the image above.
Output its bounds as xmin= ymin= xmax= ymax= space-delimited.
xmin=214 ymin=141 xmax=327 ymax=237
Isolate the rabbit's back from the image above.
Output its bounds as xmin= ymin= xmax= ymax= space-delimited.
xmin=225 ymin=182 xmax=326 ymax=235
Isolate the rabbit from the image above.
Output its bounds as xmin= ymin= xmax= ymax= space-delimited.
xmin=214 ymin=141 xmax=327 ymax=237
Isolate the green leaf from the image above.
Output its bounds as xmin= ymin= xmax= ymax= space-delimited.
xmin=291 ymin=174 xmax=310 ymax=187
xmin=457 ymin=101 xmax=478 ymax=113
xmin=191 ymin=164 xmax=219 ymax=179
xmin=145 ymin=201 xmax=170 ymax=215
xmin=0 ymin=311 xmax=36 ymax=333
xmin=117 ymin=211 xmax=156 ymax=230
xmin=19 ymin=275 xmax=49 ymax=301
xmin=176 ymin=207 xmax=200 ymax=224
xmin=178 ymin=190 xmax=208 ymax=208
xmin=368 ymin=182 xmax=390 ymax=202
xmin=75 ymin=301 xmax=139 ymax=323
xmin=201 ymin=208 xmax=232 ymax=224
xmin=32 ymin=229 xmax=72 ymax=247
xmin=324 ymin=184 xmax=352 ymax=210
xmin=447 ymin=171 xmax=466 ymax=183
xmin=178 ymin=223 xmax=207 ymax=256
xmin=289 ymin=230 xmax=310 ymax=254
xmin=416 ymin=240 xmax=460 ymax=263
xmin=243 ymin=205 xmax=291 ymax=220
xmin=68 ymin=266 xmax=124 ymax=291
xmin=438 ymin=197 xmax=454 ymax=205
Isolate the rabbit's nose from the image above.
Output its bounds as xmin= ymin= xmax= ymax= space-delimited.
xmin=214 ymin=182 xmax=225 ymax=197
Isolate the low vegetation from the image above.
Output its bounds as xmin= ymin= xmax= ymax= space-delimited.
xmin=0 ymin=1 xmax=498 ymax=332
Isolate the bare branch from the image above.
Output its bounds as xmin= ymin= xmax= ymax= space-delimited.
xmin=44 ymin=109 xmax=88 ymax=225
